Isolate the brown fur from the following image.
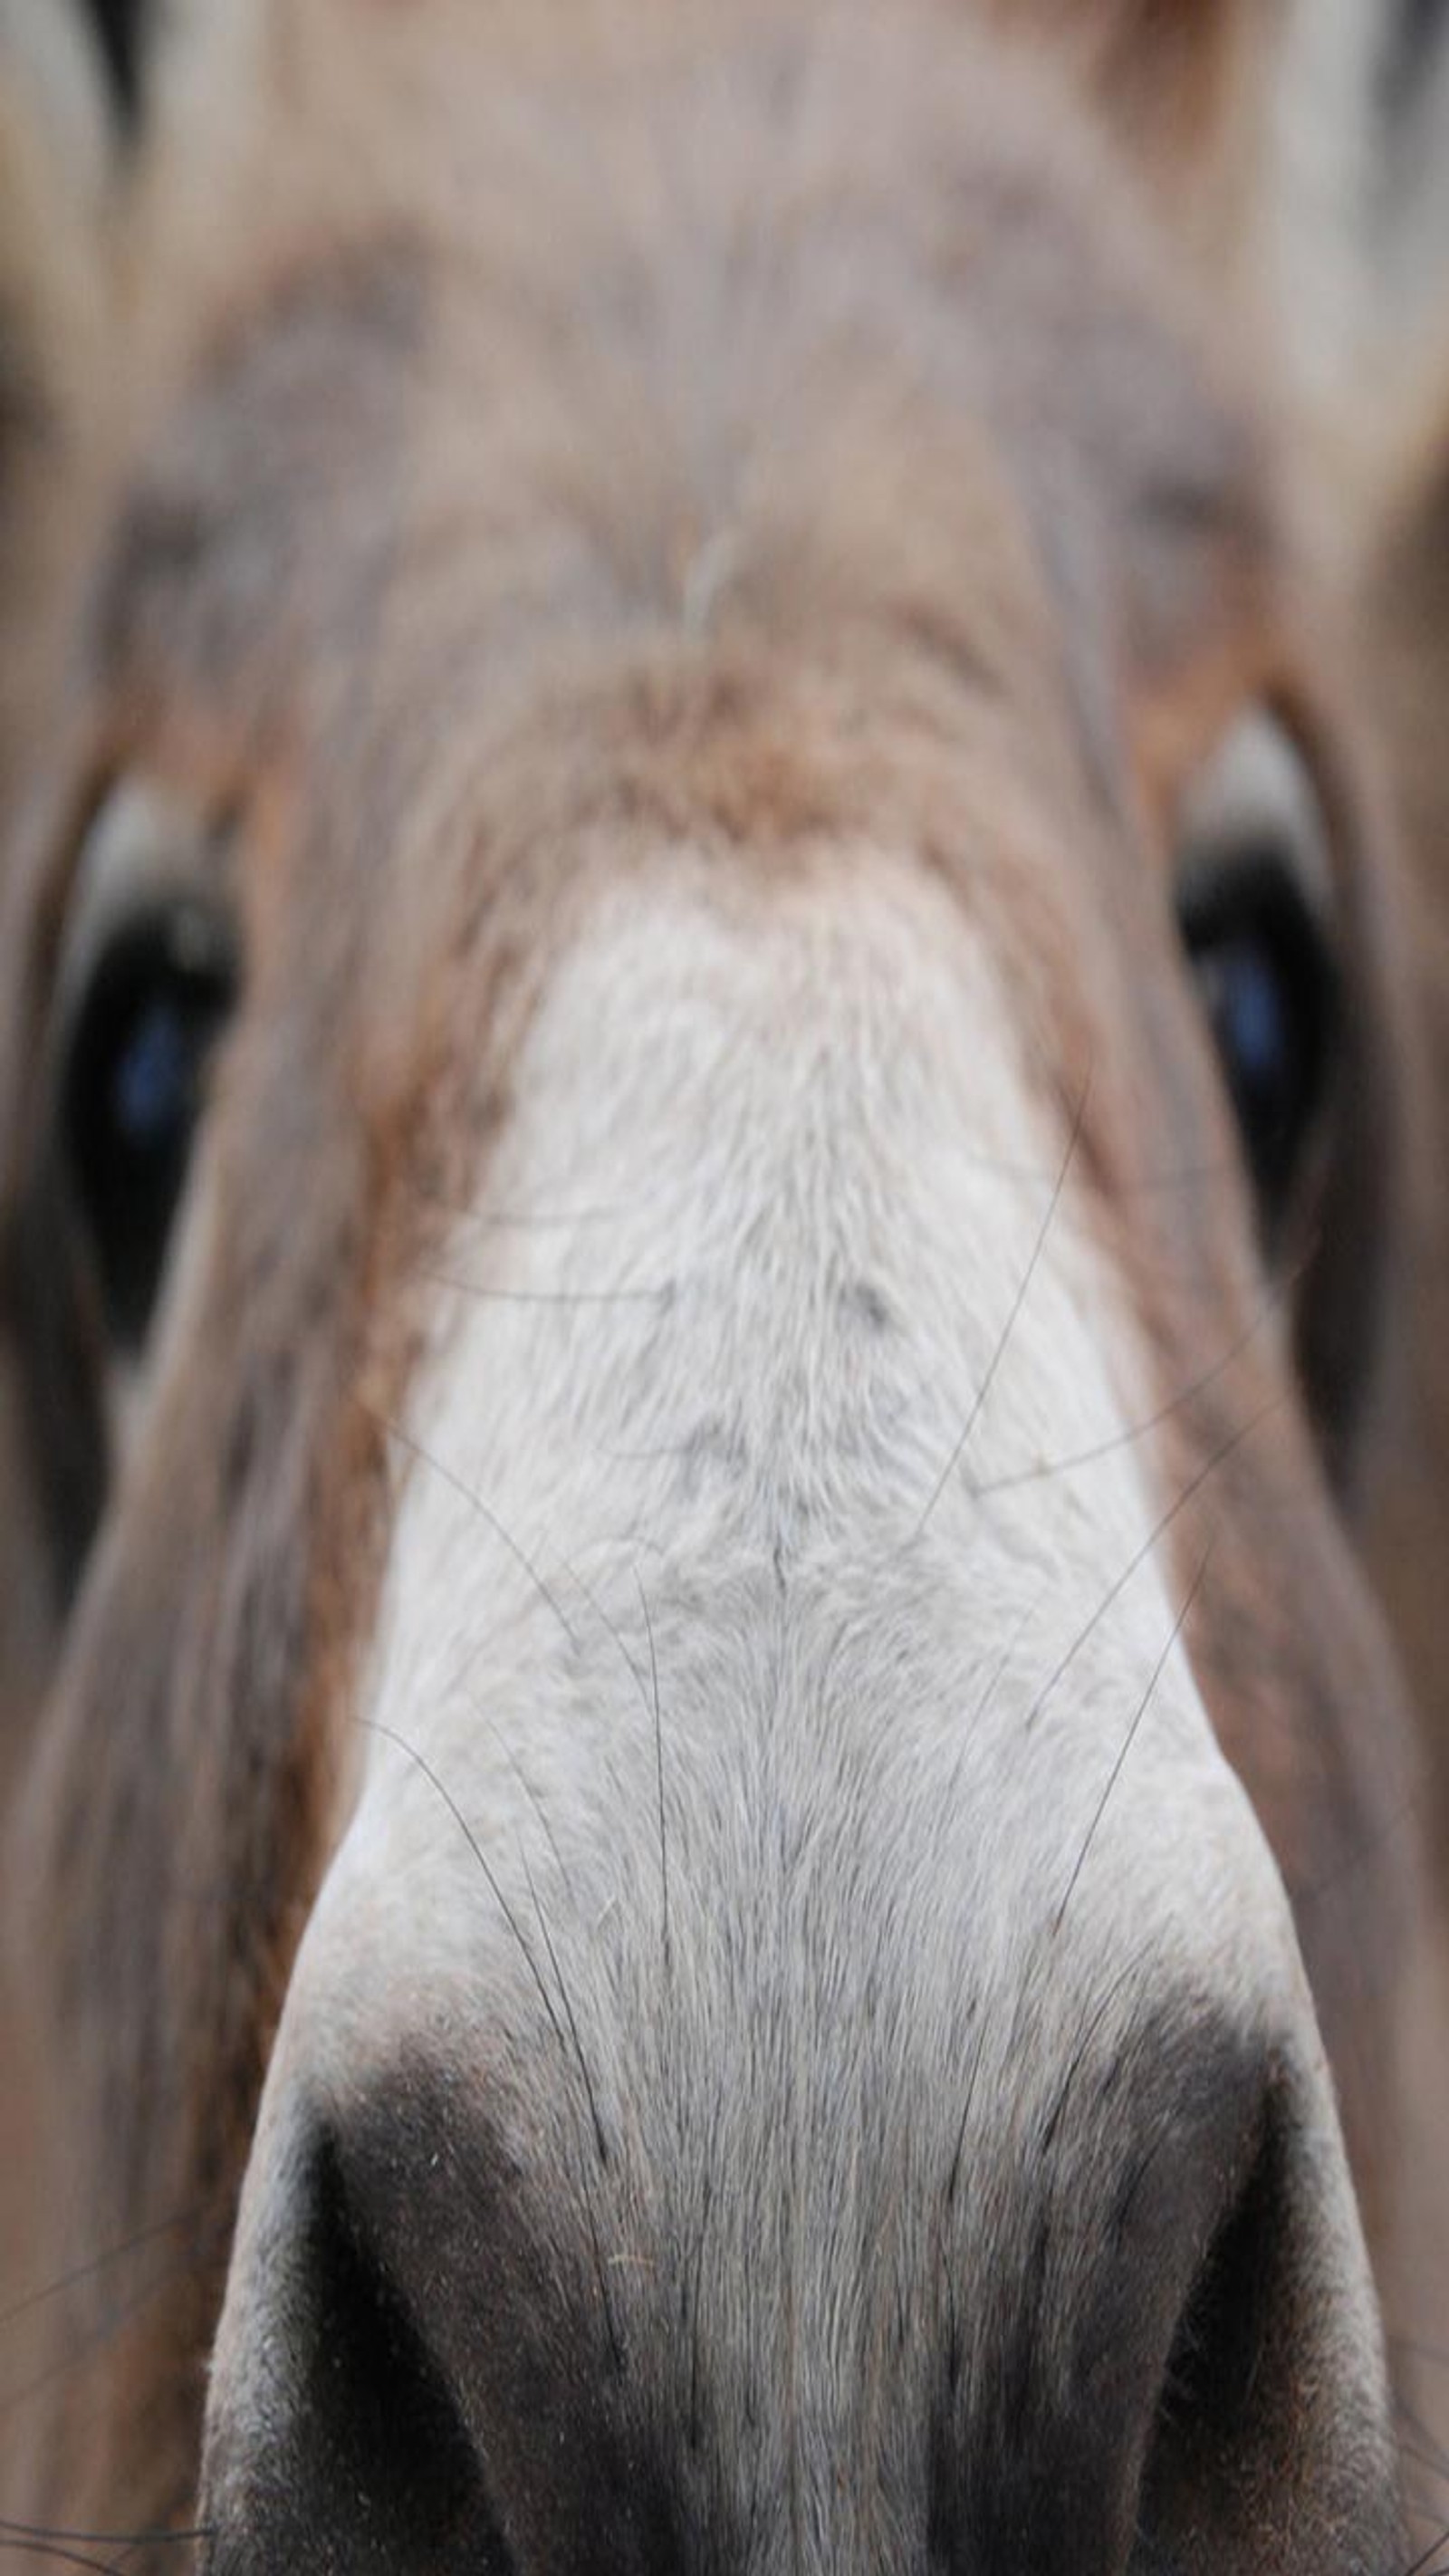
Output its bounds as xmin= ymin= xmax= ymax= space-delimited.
xmin=1357 ymin=392 xmax=1449 ymax=1879
xmin=0 ymin=0 xmax=1444 ymax=2556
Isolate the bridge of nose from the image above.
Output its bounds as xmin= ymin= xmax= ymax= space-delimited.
xmin=205 ymin=857 xmax=1387 ymax=2562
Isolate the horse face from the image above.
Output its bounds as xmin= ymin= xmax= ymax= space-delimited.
xmin=0 ymin=5 xmax=1432 ymax=2567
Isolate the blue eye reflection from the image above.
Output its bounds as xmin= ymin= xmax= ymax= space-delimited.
xmin=62 ymin=897 xmax=239 ymax=1349
xmin=113 ymin=998 xmax=200 ymax=1157
xmin=1183 ymin=864 xmax=1335 ymax=1224
xmin=1202 ymin=937 xmax=1292 ymax=1124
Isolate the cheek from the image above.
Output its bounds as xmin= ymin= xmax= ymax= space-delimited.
xmin=0 ymin=1350 xmax=56 ymax=1752
xmin=1174 ymin=1418 xmax=1415 ymax=2168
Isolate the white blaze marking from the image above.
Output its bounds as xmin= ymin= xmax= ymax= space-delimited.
xmin=206 ymin=846 xmax=1388 ymax=2533
xmin=290 ymin=847 xmax=1303 ymax=2085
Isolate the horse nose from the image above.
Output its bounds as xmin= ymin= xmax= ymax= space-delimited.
xmin=201 ymin=2006 xmax=1396 ymax=2576
xmin=939 ymin=2016 xmax=1395 ymax=2573
xmin=207 ymin=2119 xmax=504 ymax=2575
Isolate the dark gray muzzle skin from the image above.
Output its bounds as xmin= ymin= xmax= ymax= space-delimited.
xmin=200 ymin=2004 xmax=1402 ymax=2576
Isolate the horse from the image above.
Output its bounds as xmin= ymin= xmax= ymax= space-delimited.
xmin=0 ymin=2 xmax=1447 ymax=2567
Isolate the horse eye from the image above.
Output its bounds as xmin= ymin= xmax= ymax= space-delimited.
xmin=1175 ymin=715 xmax=1340 ymax=1241
xmin=60 ymin=894 xmax=239 ymax=1350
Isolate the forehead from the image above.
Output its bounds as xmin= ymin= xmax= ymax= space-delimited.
xmin=96 ymin=5 xmax=1270 ymax=834
xmin=25 ymin=5 xmax=1326 ymax=1572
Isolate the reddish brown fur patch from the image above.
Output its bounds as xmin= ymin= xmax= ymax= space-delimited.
xmin=1358 ymin=422 xmax=1449 ymax=1873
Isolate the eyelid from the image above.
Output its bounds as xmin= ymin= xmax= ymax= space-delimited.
xmin=56 ymin=783 xmax=233 ymax=1035
xmin=1176 ymin=710 xmax=1335 ymax=923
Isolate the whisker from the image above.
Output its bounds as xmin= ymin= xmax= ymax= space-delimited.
xmin=359 ymin=1718 xmax=624 ymax=2368
xmin=0 ymin=2523 xmax=207 ymax=2559
xmin=515 ymin=1841 xmax=609 ymax=2171
xmin=1291 ymin=1775 xmax=1429 ymax=1913
xmin=404 ymin=1180 xmax=663 ymax=1234
xmin=358 ymin=1715 xmax=626 ymax=2369
xmin=1051 ymin=1539 xmax=1216 ymax=1936
xmin=1396 ymin=2385 xmax=1449 ymax=2478
xmin=1400 ymin=2438 xmax=1449 ymax=2494
xmin=0 ymin=2205 xmax=213 ymax=2341
xmin=0 ymin=2538 xmax=127 ymax=2574
xmin=1399 ymin=2519 xmax=1449 ymax=2576
xmin=593 ymin=1437 xmax=704 ymax=1465
xmin=0 ymin=2240 xmax=220 ymax=2434
xmin=686 ymin=2172 xmax=715 ymax=2452
xmin=1036 ymin=1937 xmax=1162 ymax=2161
xmin=458 ymin=1677 xmax=572 ymax=1891
xmin=1020 ymin=1389 xmax=1284 ymax=1740
xmin=943 ymin=1586 xmax=1045 ymax=1811
xmin=557 ymin=1557 xmax=673 ymax=1974
xmin=634 ymin=1570 xmax=671 ymax=1977
xmin=358 ymin=1716 xmax=573 ymax=2067
xmin=561 ymin=1557 xmax=667 ymax=1716
xmin=912 ymin=1066 xmax=1091 ymax=1538
xmin=418 ymin=1270 xmax=672 ymax=1310
xmin=407 ymin=1151 xmax=1244 ymax=1228
xmin=366 ymin=1406 xmax=579 ymax=1651
xmin=969 ymin=1267 xmax=1299 ymax=1504
xmin=943 ymin=2017 xmax=989 ymax=2213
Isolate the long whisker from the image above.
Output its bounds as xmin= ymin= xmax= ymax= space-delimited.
xmin=912 ymin=1066 xmax=1091 ymax=1539
xmin=1051 ymin=1539 xmax=1216 ymax=1935
xmin=556 ymin=1556 xmax=674 ymax=1977
xmin=560 ymin=1559 xmax=649 ymax=1704
xmin=1397 ymin=2392 xmax=1449 ymax=2475
xmin=357 ymin=1716 xmax=572 ymax=2065
xmin=943 ymin=2018 xmax=989 ymax=2214
xmin=356 ymin=1713 xmax=622 ymax=2367
xmin=419 ymin=1270 xmax=671 ymax=1310
xmin=943 ymin=1585 xmax=1045 ymax=1812
xmin=1398 ymin=2517 xmax=1449 ymax=2576
xmin=0 ymin=2539 xmax=128 ymax=2574
xmin=408 ymin=1146 xmax=1247 ymax=1226
xmin=458 ymin=1677 xmax=572 ymax=1891
xmin=365 ymin=1407 xmax=579 ymax=1651
xmin=969 ymin=1266 xmax=1299 ymax=1504
xmin=1400 ymin=2437 xmax=1449 ymax=2495
xmin=0 ymin=2523 xmax=207 ymax=2560
xmin=404 ymin=1181 xmax=664 ymax=1233
xmin=1021 ymin=1390 xmax=1284 ymax=1740
xmin=634 ymin=1570 xmax=671 ymax=1978
xmin=1291 ymin=1776 xmax=1432 ymax=1912
xmin=0 ymin=2206 xmax=213 ymax=2341
xmin=0 ymin=2241 xmax=221 ymax=2436
xmin=515 ymin=1840 xmax=610 ymax=2171
xmin=1036 ymin=1937 xmax=1162 ymax=2162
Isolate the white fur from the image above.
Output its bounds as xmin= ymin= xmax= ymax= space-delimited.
xmin=208 ymin=851 xmax=1386 ymax=2516
xmin=340 ymin=850 xmax=1293 ymax=2012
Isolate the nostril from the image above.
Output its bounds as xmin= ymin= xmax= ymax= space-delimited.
xmin=209 ymin=2126 xmax=514 ymax=2575
xmin=1137 ymin=2110 xmax=1279 ymax=2542
xmin=1130 ymin=2071 xmax=1377 ymax=2575
xmin=305 ymin=2130 xmax=498 ymax=2561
